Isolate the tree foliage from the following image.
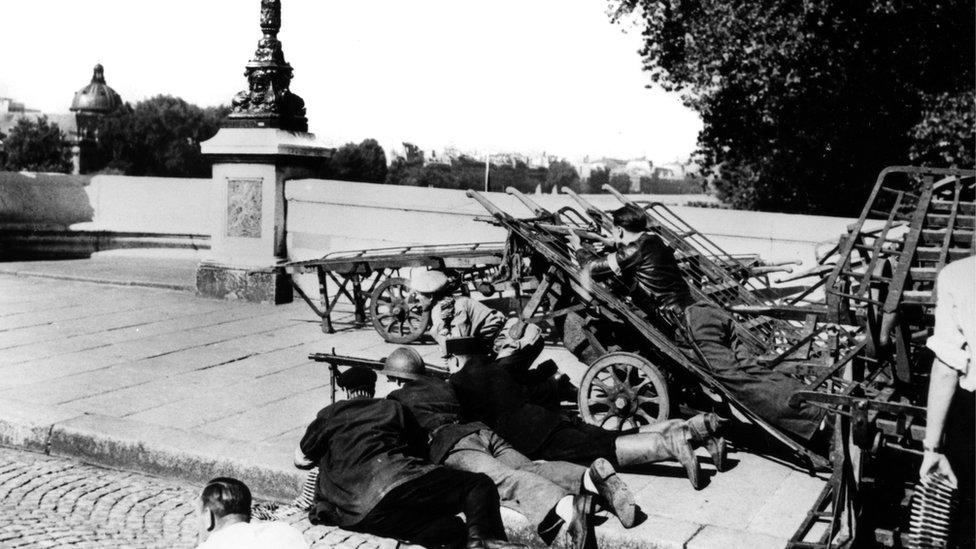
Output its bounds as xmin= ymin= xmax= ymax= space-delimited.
xmin=609 ymin=173 xmax=633 ymax=194
xmin=328 ymin=138 xmax=388 ymax=183
xmin=0 ymin=116 xmax=72 ymax=173
xmin=583 ymin=166 xmax=611 ymax=193
xmin=610 ymin=0 xmax=975 ymax=215
xmin=94 ymin=95 xmax=228 ymax=177
xmin=544 ymin=159 xmax=581 ymax=193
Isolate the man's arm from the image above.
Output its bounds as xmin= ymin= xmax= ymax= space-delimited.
xmin=920 ymin=359 xmax=960 ymax=485
xmin=297 ymin=416 xmax=328 ymax=469
xmin=465 ymin=298 xmax=506 ymax=341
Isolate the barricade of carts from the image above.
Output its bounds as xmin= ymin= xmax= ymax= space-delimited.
xmin=289 ymin=166 xmax=975 ymax=548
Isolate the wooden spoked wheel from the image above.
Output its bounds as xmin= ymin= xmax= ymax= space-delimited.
xmin=578 ymin=352 xmax=671 ymax=430
xmin=369 ymin=277 xmax=431 ymax=344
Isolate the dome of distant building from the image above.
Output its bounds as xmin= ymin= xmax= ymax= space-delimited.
xmin=70 ymin=64 xmax=122 ymax=114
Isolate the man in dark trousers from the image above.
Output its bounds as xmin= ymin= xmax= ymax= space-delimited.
xmin=567 ymin=204 xmax=824 ymax=442
xmin=446 ymin=339 xmax=707 ymax=489
xmin=383 ymin=347 xmax=636 ymax=549
xmin=296 ymin=366 xmax=525 ymax=549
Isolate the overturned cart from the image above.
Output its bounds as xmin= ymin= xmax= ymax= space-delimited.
xmin=465 ymin=165 xmax=975 ymax=548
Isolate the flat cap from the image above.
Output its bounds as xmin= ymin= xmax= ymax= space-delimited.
xmin=410 ymin=270 xmax=450 ymax=294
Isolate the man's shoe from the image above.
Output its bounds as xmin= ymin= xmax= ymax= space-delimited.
xmin=587 ymin=458 xmax=636 ymax=528
xmin=686 ymin=413 xmax=729 ymax=472
xmin=566 ymin=494 xmax=595 ymax=549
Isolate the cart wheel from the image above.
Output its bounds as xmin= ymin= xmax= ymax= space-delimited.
xmin=369 ymin=277 xmax=431 ymax=344
xmin=578 ymin=352 xmax=671 ymax=431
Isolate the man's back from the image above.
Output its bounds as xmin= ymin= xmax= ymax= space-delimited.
xmin=197 ymin=521 xmax=308 ymax=549
xmin=450 ymin=357 xmax=562 ymax=455
xmin=387 ymin=376 xmax=486 ymax=463
xmin=581 ymin=232 xmax=691 ymax=310
xmin=299 ymin=398 xmax=434 ymax=526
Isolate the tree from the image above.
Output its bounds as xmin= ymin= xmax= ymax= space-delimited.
xmin=583 ymin=167 xmax=611 ymax=193
xmin=609 ymin=173 xmax=632 ymax=194
xmin=544 ymin=160 xmax=581 ymax=193
xmin=94 ymin=95 xmax=228 ymax=177
xmin=0 ymin=116 xmax=72 ymax=173
xmin=328 ymin=138 xmax=388 ymax=183
xmin=609 ymin=0 xmax=975 ymax=215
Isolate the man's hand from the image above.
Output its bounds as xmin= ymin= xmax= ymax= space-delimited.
xmin=919 ymin=450 xmax=958 ymax=487
xmin=566 ymin=232 xmax=582 ymax=251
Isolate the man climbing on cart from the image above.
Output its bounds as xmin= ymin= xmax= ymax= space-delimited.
xmin=566 ymin=204 xmax=826 ymax=443
xmin=410 ymin=270 xmax=577 ymax=406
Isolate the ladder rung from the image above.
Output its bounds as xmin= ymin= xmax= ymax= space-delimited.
xmin=916 ymin=246 xmax=972 ymax=261
xmin=902 ymin=290 xmax=935 ymax=305
xmin=909 ymin=267 xmax=938 ymax=281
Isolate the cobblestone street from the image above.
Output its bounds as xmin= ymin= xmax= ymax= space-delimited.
xmin=0 ymin=447 xmax=392 ymax=549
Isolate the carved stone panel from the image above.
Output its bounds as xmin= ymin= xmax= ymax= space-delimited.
xmin=226 ymin=178 xmax=263 ymax=238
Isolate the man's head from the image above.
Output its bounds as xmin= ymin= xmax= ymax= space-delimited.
xmin=611 ymin=205 xmax=647 ymax=243
xmin=338 ymin=366 xmax=377 ymax=399
xmin=444 ymin=336 xmax=490 ymax=373
xmin=197 ymin=477 xmax=251 ymax=534
xmin=383 ymin=347 xmax=426 ymax=385
xmin=409 ymin=270 xmax=450 ymax=309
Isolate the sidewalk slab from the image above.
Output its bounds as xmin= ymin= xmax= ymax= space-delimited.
xmin=0 ymin=269 xmax=821 ymax=549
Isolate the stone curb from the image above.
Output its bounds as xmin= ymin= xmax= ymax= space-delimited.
xmin=0 ymin=268 xmax=194 ymax=292
xmin=0 ymin=398 xmax=301 ymax=500
xmin=0 ymin=398 xmax=788 ymax=548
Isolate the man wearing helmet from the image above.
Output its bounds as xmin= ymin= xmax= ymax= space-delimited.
xmin=382 ymin=347 xmax=637 ymax=549
xmin=295 ymin=365 xmax=525 ymax=549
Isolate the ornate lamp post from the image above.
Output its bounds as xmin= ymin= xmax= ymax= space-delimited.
xmin=198 ymin=0 xmax=332 ymax=304
xmin=225 ymin=0 xmax=307 ymax=132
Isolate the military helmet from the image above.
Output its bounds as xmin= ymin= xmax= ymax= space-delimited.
xmin=383 ymin=347 xmax=426 ymax=381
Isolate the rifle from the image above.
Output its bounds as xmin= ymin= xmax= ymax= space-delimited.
xmin=308 ymin=349 xmax=451 ymax=403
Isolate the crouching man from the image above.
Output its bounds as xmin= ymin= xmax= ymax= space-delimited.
xmin=383 ymin=347 xmax=638 ymax=548
xmin=296 ymin=366 xmax=525 ymax=549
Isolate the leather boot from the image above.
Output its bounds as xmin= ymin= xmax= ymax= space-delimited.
xmin=613 ymin=427 xmax=702 ymax=490
xmin=466 ymin=526 xmax=528 ymax=549
xmin=566 ymin=494 xmax=595 ymax=549
xmin=586 ymin=458 xmax=636 ymax=528
xmin=686 ymin=413 xmax=728 ymax=472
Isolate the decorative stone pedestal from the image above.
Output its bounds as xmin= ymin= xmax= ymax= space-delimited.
xmin=197 ymin=128 xmax=331 ymax=304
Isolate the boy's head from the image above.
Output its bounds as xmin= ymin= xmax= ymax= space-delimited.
xmin=197 ymin=477 xmax=251 ymax=533
xmin=611 ymin=205 xmax=647 ymax=242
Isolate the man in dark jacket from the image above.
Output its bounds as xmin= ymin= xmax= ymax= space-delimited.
xmin=383 ymin=347 xmax=637 ymax=549
xmin=446 ymin=339 xmax=706 ymax=490
xmin=296 ymin=366 xmax=524 ymax=549
xmin=566 ymin=204 xmax=824 ymax=441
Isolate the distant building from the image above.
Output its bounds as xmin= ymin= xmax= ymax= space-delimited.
xmin=0 ymin=64 xmax=122 ymax=174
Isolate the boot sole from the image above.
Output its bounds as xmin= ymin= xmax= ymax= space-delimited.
xmin=590 ymin=458 xmax=636 ymax=528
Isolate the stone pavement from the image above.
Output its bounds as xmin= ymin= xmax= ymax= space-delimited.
xmin=0 ymin=446 xmax=393 ymax=548
xmin=0 ymin=261 xmax=829 ymax=548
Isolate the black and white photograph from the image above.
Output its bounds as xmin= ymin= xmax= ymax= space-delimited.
xmin=0 ymin=1 xmax=973 ymax=548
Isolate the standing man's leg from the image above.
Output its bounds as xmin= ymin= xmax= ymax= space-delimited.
xmin=684 ymin=303 xmax=824 ymax=440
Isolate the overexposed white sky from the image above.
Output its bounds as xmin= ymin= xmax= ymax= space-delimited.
xmin=0 ymin=0 xmax=702 ymax=162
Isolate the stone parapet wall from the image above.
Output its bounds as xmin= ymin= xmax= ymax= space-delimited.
xmin=285 ymin=179 xmax=854 ymax=270
xmin=0 ymin=171 xmax=93 ymax=227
